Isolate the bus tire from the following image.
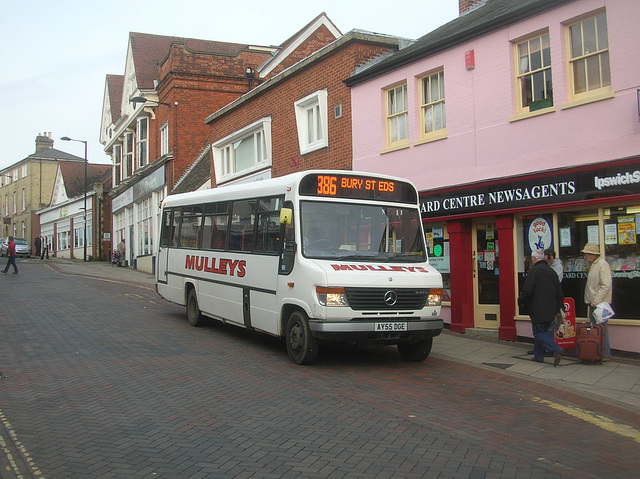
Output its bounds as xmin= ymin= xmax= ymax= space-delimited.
xmin=286 ymin=311 xmax=318 ymax=365
xmin=186 ymin=288 xmax=205 ymax=327
xmin=397 ymin=338 xmax=433 ymax=362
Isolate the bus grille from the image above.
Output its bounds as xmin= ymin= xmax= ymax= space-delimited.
xmin=345 ymin=288 xmax=429 ymax=311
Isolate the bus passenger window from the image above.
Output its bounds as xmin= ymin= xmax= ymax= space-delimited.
xmin=230 ymin=199 xmax=256 ymax=252
xmin=256 ymin=196 xmax=284 ymax=253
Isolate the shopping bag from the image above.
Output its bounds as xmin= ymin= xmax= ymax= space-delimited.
xmin=592 ymin=302 xmax=614 ymax=324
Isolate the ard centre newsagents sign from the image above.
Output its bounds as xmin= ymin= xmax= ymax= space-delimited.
xmin=420 ymin=159 xmax=640 ymax=218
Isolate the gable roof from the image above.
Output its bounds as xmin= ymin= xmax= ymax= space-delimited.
xmin=59 ymin=162 xmax=112 ymax=199
xmin=106 ymin=74 xmax=124 ymax=124
xmin=345 ymin=0 xmax=576 ymax=86
xmin=258 ymin=12 xmax=342 ymax=78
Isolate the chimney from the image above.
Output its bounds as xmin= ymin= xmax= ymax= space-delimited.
xmin=35 ymin=132 xmax=54 ymax=152
xmin=459 ymin=0 xmax=485 ymax=15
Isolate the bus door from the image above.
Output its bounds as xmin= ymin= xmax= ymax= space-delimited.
xmin=157 ymin=209 xmax=172 ymax=285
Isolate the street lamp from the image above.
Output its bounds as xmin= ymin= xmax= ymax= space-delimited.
xmin=61 ymin=136 xmax=88 ymax=261
xmin=130 ymin=96 xmax=172 ymax=107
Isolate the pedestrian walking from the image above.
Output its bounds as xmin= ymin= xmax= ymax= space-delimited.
xmin=41 ymin=238 xmax=49 ymax=259
xmin=518 ymin=249 xmax=564 ymax=365
xmin=117 ymin=238 xmax=126 ymax=267
xmin=34 ymin=235 xmax=42 ymax=258
xmin=582 ymin=242 xmax=612 ymax=360
xmin=527 ymin=247 xmax=564 ymax=357
xmin=2 ymin=236 xmax=18 ymax=274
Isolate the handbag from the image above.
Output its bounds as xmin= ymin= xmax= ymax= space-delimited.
xmin=553 ymin=309 xmax=565 ymax=329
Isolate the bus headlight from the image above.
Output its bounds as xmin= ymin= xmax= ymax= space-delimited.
xmin=428 ymin=288 xmax=442 ymax=306
xmin=317 ymin=287 xmax=349 ymax=307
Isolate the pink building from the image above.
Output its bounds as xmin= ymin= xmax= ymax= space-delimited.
xmin=348 ymin=0 xmax=640 ymax=353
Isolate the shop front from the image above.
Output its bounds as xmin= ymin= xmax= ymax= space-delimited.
xmin=110 ymin=162 xmax=166 ymax=274
xmin=421 ymin=157 xmax=640 ymax=354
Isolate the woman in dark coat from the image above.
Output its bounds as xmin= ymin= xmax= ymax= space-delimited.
xmin=519 ymin=249 xmax=565 ymax=365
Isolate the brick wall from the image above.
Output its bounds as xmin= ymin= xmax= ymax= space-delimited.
xmin=206 ymin=40 xmax=396 ymax=186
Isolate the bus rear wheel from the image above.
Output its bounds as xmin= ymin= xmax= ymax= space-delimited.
xmin=286 ymin=311 xmax=318 ymax=365
xmin=397 ymin=338 xmax=433 ymax=362
xmin=187 ymin=289 xmax=205 ymax=327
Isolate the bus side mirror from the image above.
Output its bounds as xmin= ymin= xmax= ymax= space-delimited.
xmin=280 ymin=208 xmax=292 ymax=225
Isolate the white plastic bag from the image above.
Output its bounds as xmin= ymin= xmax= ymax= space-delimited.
xmin=593 ymin=302 xmax=615 ymax=324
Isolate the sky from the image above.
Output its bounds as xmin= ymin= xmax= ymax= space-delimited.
xmin=0 ymin=0 xmax=459 ymax=170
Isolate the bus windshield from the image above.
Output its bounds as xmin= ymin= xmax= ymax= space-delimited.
xmin=300 ymin=201 xmax=426 ymax=262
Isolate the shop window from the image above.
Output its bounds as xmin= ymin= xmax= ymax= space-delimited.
xmin=516 ymin=206 xmax=640 ymax=320
xmin=424 ymin=223 xmax=450 ymax=302
xmin=603 ymin=206 xmax=640 ymax=319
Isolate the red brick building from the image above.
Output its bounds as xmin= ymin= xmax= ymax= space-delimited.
xmin=203 ymin=28 xmax=406 ymax=186
xmin=99 ymin=15 xmax=342 ymax=272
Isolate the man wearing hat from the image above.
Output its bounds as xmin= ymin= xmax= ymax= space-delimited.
xmin=582 ymin=242 xmax=612 ymax=360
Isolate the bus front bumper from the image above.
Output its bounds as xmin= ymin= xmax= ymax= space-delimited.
xmin=308 ymin=318 xmax=443 ymax=344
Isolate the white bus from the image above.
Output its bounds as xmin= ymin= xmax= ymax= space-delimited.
xmin=156 ymin=170 xmax=443 ymax=364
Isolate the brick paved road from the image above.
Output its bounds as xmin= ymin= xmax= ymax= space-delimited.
xmin=1 ymin=261 xmax=638 ymax=478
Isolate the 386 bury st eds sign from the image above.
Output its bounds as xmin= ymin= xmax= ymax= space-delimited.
xmin=419 ymin=158 xmax=640 ymax=218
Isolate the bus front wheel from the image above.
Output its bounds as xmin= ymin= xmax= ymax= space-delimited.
xmin=397 ymin=338 xmax=433 ymax=362
xmin=286 ymin=311 xmax=318 ymax=365
xmin=187 ymin=289 xmax=205 ymax=327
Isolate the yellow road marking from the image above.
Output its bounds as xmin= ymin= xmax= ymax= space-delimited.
xmin=0 ymin=408 xmax=45 ymax=478
xmin=533 ymin=397 xmax=640 ymax=443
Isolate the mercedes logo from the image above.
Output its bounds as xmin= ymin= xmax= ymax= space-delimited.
xmin=384 ymin=290 xmax=397 ymax=306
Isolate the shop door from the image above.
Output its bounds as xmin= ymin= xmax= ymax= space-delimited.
xmin=472 ymin=220 xmax=500 ymax=328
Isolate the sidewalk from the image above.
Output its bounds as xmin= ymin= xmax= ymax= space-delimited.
xmin=31 ymin=257 xmax=640 ymax=414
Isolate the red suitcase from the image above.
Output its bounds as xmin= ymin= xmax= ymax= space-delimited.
xmin=576 ymin=323 xmax=605 ymax=363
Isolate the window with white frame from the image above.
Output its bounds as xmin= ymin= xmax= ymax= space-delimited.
xmin=212 ymin=117 xmax=272 ymax=183
xmin=21 ymin=221 xmax=25 ymax=238
xmin=12 ymin=191 xmax=16 ymax=214
xmin=124 ymin=132 xmax=134 ymax=179
xmin=21 ymin=188 xmax=26 ymax=211
xmin=137 ymin=197 xmax=152 ymax=255
xmin=74 ymin=225 xmax=84 ymax=248
xmin=4 ymin=195 xmax=7 ymax=215
xmin=58 ymin=230 xmax=70 ymax=250
xmin=294 ymin=90 xmax=328 ymax=154
xmin=420 ymin=70 xmax=446 ymax=137
xmin=114 ymin=210 xmax=126 ymax=248
xmin=137 ymin=117 xmax=149 ymax=168
xmin=113 ymin=144 xmax=122 ymax=186
xmin=568 ymin=12 xmax=610 ymax=98
xmin=386 ymin=83 xmax=409 ymax=147
xmin=160 ymin=122 xmax=169 ymax=156
xmin=12 ymin=170 xmax=17 ymax=181
xmin=516 ymin=32 xmax=552 ymax=112
xmin=21 ymin=165 xmax=27 ymax=178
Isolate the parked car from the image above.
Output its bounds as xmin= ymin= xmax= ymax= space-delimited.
xmin=0 ymin=237 xmax=31 ymax=257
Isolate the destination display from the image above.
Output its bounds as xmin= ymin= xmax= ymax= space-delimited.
xmin=299 ymin=173 xmax=417 ymax=204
